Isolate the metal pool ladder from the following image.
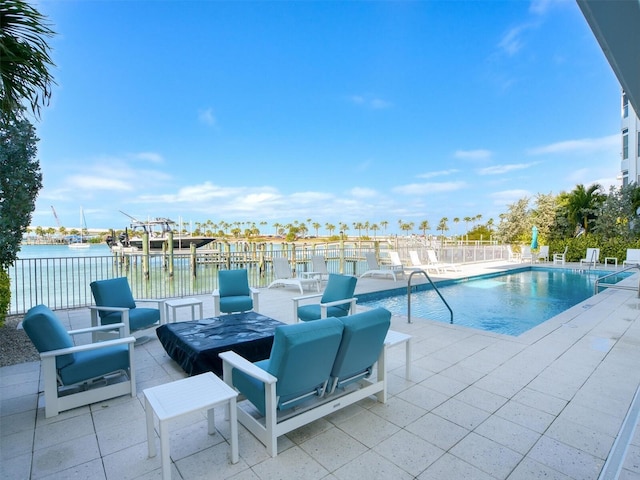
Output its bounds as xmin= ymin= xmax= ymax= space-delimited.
xmin=407 ymin=270 xmax=453 ymax=324
xmin=594 ymin=264 xmax=640 ymax=297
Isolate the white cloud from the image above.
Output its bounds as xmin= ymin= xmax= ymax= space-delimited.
xmin=528 ymin=134 xmax=619 ymax=155
xmin=489 ymin=189 xmax=531 ymax=206
xmin=454 ymin=149 xmax=492 ymax=161
xmin=477 ymin=162 xmax=537 ymax=175
xmin=498 ymin=25 xmax=530 ymax=56
xmin=417 ymin=169 xmax=459 ymax=179
xmin=133 ymin=152 xmax=164 ymax=163
xmin=392 ymin=181 xmax=466 ymax=196
xmin=67 ymin=175 xmax=133 ymax=191
xmin=348 ymin=94 xmax=393 ymax=110
xmin=349 ymin=187 xmax=377 ymax=198
xmin=198 ymin=108 xmax=217 ymax=126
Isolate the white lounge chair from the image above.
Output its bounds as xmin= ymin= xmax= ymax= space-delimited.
xmin=408 ymin=251 xmax=438 ymax=274
xmin=387 ymin=251 xmax=407 ymax=278
xmin=302 ymin=255 xmax=330 ymax=284
xmin=579 ymin=248 xmax=600 ymax=267
xmin=538 ymin=246 xmax=549 ymax=262
xmin=623 ymin=249 xmax=640 ymax=266
xmin=521 ymin=246 xmax=535 ymax=263
xmin=360 ymin=252 xmax=397 ymax=281
xmin=268 ymin=257 xmax=320 ymax=294
xmin=553 ymin=246 xmax=568 ymax=265
xmin=507 ymin=245 xmax=521 ymax=262
xmin=426 ymin=249 xmax=462 ymax=272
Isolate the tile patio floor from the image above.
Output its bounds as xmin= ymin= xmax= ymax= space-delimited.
xmin=3 ymin=261 xmax=640 ymax=479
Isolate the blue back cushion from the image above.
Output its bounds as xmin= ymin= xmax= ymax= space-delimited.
xmin=22 ymin=304 xmax=76 ymax=369
xmin=219 ymin=269 xmax=250 ymax=297
xmin=90 ymin=278 xmax=136 ymax=319
xmin=331 ymin=307 xmax=391 ymax=386
xmin=321 ymin=274 xmax=357 ymax=313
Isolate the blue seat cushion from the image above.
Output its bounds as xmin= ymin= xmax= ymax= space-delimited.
xmin=101 ymin=307 xmax=160 ymax=331
xmin=22 ymin=304 xmax=76 ymax=369
xmin=297 ymin=304 xmax=351 ymax=322
xmin=330 ymin=307 xmax=391 ymax=389
xmin=321 ymin=274 xmax=357 ymax=310
xmin=232 ymin=318 xmax=344 ymax=415
xmin=219 ymin=270 xmax=251 ymax=297
xmin=90 ymin=278 xmax=137 ymax=320
xmin=59 ymin=344 xmax=130 ymax=385
xmin=219 ymin=295 xmax=253 ymax=314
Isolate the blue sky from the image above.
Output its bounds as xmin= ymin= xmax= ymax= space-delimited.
xmin=32 ymin=0 xmax=621 ymax=235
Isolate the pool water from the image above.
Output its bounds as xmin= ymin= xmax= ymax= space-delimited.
xmin=359 ymin=268 xmax=632 ymax=336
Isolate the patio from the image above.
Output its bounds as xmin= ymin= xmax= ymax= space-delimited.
xmin=2 ymin=261 xmax=640 ymax=479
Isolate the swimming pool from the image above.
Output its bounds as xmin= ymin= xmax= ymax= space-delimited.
xmin=358 ymin=267 xmax=633 ymax=336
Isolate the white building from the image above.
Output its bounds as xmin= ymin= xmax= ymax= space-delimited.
xmin=621 ymin=91 xmax=640 ymax=187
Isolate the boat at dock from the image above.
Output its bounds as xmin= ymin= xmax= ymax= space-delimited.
xmin=106 ymin=216 xmax=215 ymax=253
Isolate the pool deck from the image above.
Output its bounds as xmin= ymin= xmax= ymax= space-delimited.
xmin=3 ymin=260 xmax=640 ymax=479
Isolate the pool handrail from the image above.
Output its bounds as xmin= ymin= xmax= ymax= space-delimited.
xmin=594 ymin=264 xmax=640 ymax=297
xmin=407 ymin=270 xmax=453 ymax=324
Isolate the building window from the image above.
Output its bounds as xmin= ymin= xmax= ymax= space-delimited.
xmin=623 ymin=92 xmax=629 ymax=118
xmin=623 ymin=129 xmax=629 ymax=159
xmin=623 ymin=170 xmax=629 ymax=187
xmin=637 ymin=132 xmax=640 ymax=157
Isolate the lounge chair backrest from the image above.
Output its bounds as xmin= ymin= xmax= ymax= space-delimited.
xmin=329 ymin=308 xmax=390 ymax=392
xmin=320 ymin=274 xmax=357 ymax=314
xmin=22 ymin=304 xmax=76 ymax=369
xmin=311 ymin=256 xmax=329 ymax=274
xmin=364 ymin=252 xmax=379 ymax=269
xmin=585 ymin=248 xmax=600 ymax=261
xmin=272 ymin=257 xmax=294 ymax=279
xmin=234 ymin=318 xmax=344 ymax=414
xmin=90 ymin=277 xmax=137 ymax=319
xmin=409 ymin=251 xmax=422 ymax=266
xmin=388 ymin=251 xmax=402 ymax=267
xmin=426 ymin=250 xmax=438 ymax=263
xmin=219 ymin=269 xmax=251 ymax=297
xmin=627 ymin=249 xmax=640 ymax=262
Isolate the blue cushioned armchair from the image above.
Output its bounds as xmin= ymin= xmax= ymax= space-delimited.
xmin=220 ymin=307 xmax=391 ymax=456
xmin=22 ymin=304 xmax=136 ymax=418
xmin=90 ymin=277 xmax=165 ymax=341
xmin=212 ymin=269 xmax=260 ymax=316
xmin=293 ymin=273 xmax=357 ymax=322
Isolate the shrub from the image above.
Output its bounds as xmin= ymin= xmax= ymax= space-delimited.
xmin=0 ymin=268 xmax=10 ymax=326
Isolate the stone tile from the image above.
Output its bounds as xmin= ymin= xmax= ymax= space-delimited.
xmin=333 ymin=449 xmax=413 ymax=480
xmin=338 ymin=409 xmax=400 ymax=448
xmin=1 ymin=409 xmax=37 ymax=436
xmin=432 ymin=397 xmax=491 ymax=430
xmin=174 ymin=442 xmax=249 ymax=479
xmin=474 ymin=415 xmax=540 ymax=455
xmin=0 ymin=391 xmax=39 ymax=416
xmin=419 ymin=373 xmax=468 ymax=397
xmin=450 ymin=431 xmax=522 ymax=479
xmin=38 ymin=458 xmax=107 ymax=480
xmin=559 ymin=402 xmax=623 ymax=438
xmin=31 ymin=433 xmax=101 ymax=478
xmin=507 ymin=457 xmax=572 ymax=479
xmin=405 ymin=412 xmax=469 ymax=451
xmin=299 ymin=427 xmax=368 ymax=472
xmin=368 ymin=395 xmax=427 ymax=428
xmin=96 ymin=415 xmax=148 ymax=457
xmin=494 ymin=400 xmax=555 ymax=433
xmin=0 ymin=451 xmax=32 ymax=480
xmin=286 ymin=417 xmax=333 ymax=445
xmin=1 ymin=428 xmax=34 ymax=461
xmin=102 ymin=439 xmax=164 ymax=480
xmin=395 ymin=384 xmax=449 ymax=411
xmin=512 ymin=387 xmax=568 ymax=416
xmin=373 ymin=429 xmax=444 ymax=476
xmin=453 ymin=385 xmax=508 ymax=413
xmin=34 ymin=413 xmax=96 ymax=450
xmin=417 ymin=452 xmax=495 ymax=480
xmin=528 ymin=435 xmax=604 ymax=479
xmin=91 ymin=397 xmax=147 ymax=432
xmin=545 ymin=416 xmax=615 ymax=460
xmin=250 ymin=445 xmax=329 ymax=480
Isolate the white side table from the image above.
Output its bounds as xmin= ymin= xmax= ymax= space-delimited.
xmin=605 ymin=257 xmax=618 ymax=268
xmin=384 ymin=330 xmax=412 ymax=380
xmin=144 ymin=372 xmax=239 ymax=480
xmin=165 ymin=297 xmax=204 ymax=323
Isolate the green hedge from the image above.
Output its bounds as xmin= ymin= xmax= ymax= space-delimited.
xmin=0 ymin=268 xmax=10 ymax=326
xmin=546 ymin=235 xmax=640 ymax=264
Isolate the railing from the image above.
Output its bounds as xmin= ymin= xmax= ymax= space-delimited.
xmin=7 ymin=243 xmax=509 ymax=315
xmin=594 ymin=264 xmax=640 ymax=297
xmin=406 ymin=270 xmax=453 ymax=325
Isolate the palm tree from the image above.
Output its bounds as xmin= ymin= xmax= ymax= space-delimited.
xmin=325 ymin=223 xmax=336 ymax=237
xmin=438 ymin=217 xmax=449 ymax=238
xmin=1 ymin=1 xmax=56 ymax=119
xmin=371 ymin=223 xmax=379 ymax=238
xmin=418 ymin=220 xmax=430 ymax=237
xmin=463 ymin=216 xmax=472 ymax=235
xmin=453 ymin=217 xmax=460 ymax=235
xmin=380 ymin=220 xmax=388 ymax=234
xmin=566 ymin=183 xmax=604 ymax=233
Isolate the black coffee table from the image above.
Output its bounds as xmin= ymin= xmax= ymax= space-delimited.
xmin=156 ymin=312 xmax=285 ymax=376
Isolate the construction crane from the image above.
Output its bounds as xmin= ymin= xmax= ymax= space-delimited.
xmin=50 ymin=206 xmax=61 ymax=229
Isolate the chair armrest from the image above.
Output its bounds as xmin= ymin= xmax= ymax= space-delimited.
xmin=320 ymin=297 xmax=358 ymax=308
xmin=68 ymin=323 xmax=127 ymax=337
xmin=212 ymin=289 xmax=220 ymax=297
xmin=89 ymin=305 xmax=129 ymax=313
xmin=250 ymin=287 xmax=260 ymax=294
xmin=292 ymin=293 xmax=323 ymax=303
xmin=219 ymin=351 xmax=277 ymax=384
xmin=40 ymin=336 xmax=136 ymax=358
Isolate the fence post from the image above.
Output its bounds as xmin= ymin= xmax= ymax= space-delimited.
xmin=142 ymin=232 xmax=149 ymax=279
